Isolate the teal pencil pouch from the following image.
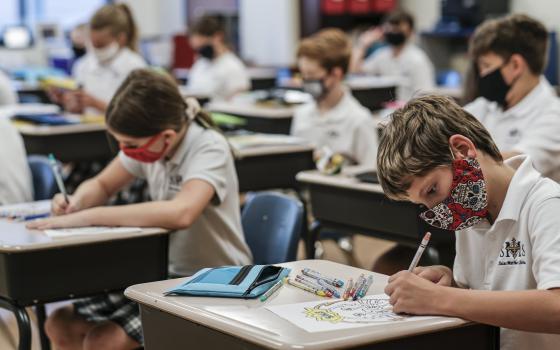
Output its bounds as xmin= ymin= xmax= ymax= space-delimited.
xmin=164 ymin=265 xmax=291 ymax=299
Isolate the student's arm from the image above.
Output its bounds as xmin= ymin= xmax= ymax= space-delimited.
xmin=80 ymin=91 xmax=108 ymax=112
xmin=28 ymin=179 xmax=214 ymax=230
xmin=385 ymin=273 xmax=560 ymax=333
xmin=349 ymin=28 xmax=383 ymax=73
xmin=51 ymin=157 xmax=135 ymax=215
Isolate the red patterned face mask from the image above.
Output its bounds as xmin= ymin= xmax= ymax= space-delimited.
xmin=419 ymin=158 xmax=488 ymax=231
xmin=120 ymin=133 xmax=169 ymax=163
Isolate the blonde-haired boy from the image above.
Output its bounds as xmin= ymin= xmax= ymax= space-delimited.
xmin=378 ymin=95 xmax=560 ymax=350
xmin=291 ymin=28 xmax=378 ymax=167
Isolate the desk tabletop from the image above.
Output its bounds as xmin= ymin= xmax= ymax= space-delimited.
xmin=207 ymin=101 xmax=296 ymax=119
xmin=178 ymin=86 xmax=212 ymax=100
xmin=229 ymin=134 xmax=313 ymax=158
xmin=234 ymin=143 xmax=313 ymax=158
xmin=126 ymin=259 xmax=469 ymax=350
xmin=296 ymin=166 xmax=384 ymax=194
xmin=16 ymin=122 xmax=106 ymax=136
xmin=0 ymin=220 xmax=167 ymax=252
xmin=345 ymin=76 xmax=400 ymax=90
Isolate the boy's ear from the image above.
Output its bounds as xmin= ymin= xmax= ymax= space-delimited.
xmin=116 ymin=32 xmax=127 ymax=47
xmin=449 ymin=134 xmax=478 ymax=160
xmin=330 ymin=66 xmax=344 ymax=80
xmin=509 ymin=53 xmax=528 ymax=76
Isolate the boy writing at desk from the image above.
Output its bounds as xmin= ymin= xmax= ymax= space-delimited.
xmin=378 ymin=95 xmax=560 ymax=349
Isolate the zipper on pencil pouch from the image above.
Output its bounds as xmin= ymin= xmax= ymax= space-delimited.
xmin=229 ymin=265 xmax=254 ymax=285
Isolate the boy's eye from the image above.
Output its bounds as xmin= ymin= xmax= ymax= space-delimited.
xmin=427 ymin=185 xmax=437 ymax=195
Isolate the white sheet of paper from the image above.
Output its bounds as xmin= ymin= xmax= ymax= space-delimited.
xmin=266 ymin=294 xmax=438 ymax=333
xmin=44 ymin=226 xmax=142 ymax=238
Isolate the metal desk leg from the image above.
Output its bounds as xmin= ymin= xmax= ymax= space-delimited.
xmin=306 ymin=220 xmax=322 ymax=259
xmin=35 ymin=305 xmax=51 ymax=350
xmin=0 ymin=296 xmax=32 ymax=350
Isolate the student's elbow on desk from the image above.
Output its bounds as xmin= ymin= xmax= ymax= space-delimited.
xmin=162 ymin=200 xmax=198 ymax=230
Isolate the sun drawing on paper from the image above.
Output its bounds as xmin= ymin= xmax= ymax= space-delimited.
xmin=303 ymin=298 xmax=404 ymax=324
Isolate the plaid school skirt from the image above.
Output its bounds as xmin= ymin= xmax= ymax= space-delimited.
xmin=74 ymin=292 xmax=143 ymax=344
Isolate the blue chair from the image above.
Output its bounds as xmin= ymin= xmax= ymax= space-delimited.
xmin=28 ymin=155 xmax=58 ymax=200
xmin=241 ymin=192 xmax=304 ymax=265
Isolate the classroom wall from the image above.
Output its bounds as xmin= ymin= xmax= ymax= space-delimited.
xmin=239 ymin=0 xmax=300 ymax=67
xmin=118 ymin=0 xmax=186 ymax=38
xmin=399 ymin=0 xmax=560 ymax=82
xmin=400 ymin=0 xmax=440 ymax=32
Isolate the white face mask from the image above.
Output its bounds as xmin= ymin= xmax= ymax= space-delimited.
xmin=92 ymin=41 xmax=120 ymax=63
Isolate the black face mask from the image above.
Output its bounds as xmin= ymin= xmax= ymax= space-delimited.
xmin=198 ymin=44 xmax=215 ymax=60
xmin=478 ymin=65 xmax=512 ymax=108
xmin=384 ymin=32 xmax=406 ymax=46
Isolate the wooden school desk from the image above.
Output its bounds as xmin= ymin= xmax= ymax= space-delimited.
xmin=207 ymin=101 xmax=296 ymax=135
xmin=125 ymin=259 xmax=498 ymax=350
xmin=247 ymin=67 xmax=278 ymax=91
xmin=296 ymin=167 xmax=455 ymax=266
xmin=345 ymin=76 xmax=398 ymax=112
xmin=16 ymin=122 xmax=115 ymax=163
xmin=232 ymin=139 xmax=315 ymax=192
xmin=0 ymin=220 xmax=169 ymax=350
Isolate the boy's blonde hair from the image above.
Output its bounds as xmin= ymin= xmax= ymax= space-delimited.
xmin=297 ymin=28 xmax=351 ymax=74
xmin=377 ymin=95 xmax=502 ymax=200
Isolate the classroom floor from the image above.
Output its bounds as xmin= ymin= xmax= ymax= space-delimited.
xmin=0 ymin=236 xmax=396 ymax=349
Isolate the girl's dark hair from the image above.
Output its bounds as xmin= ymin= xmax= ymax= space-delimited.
xmin=90 ymin=3 xmax=139 ymax=51
xmin=106 ymin=69 xmax=215 ymax=137
xmin=190 ymin=15 xmax=225 ymax=37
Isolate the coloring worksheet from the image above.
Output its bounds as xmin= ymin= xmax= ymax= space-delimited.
xmin=266 ymin=294 xmax=438 ymax=332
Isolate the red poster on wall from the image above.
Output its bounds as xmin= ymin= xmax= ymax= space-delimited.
xmin=370 ymin=0 xmax=396 ymax=12
xmin=348 ymin=0 xmax=370 ymax=14
xmin=321 ymin=0 xmax=346 ymax=15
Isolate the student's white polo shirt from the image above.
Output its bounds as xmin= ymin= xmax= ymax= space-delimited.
xmin=290 ymin=89 xmax=378 ymax=167
xmin=454 ymin=155 xmax=560 ymax=350
xmin=362 ymin=43 xmax=435 ymax=101
xmin=188 ymin=52 xmax=250 ymax=101
xmin=464 ymin=77 xmax=560 ymax=182
xmin=119 ymin=123 xmax=252 ymax=276
xmin=73 ymin=47 xmax=146 ymax=113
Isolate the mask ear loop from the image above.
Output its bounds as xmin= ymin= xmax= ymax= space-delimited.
xmin=448 ymin=144 xmax=456 ymax=161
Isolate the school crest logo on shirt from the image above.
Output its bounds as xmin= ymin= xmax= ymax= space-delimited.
xmin=327 ymin=130 xmax=340 ymax=138
xmin=498 ymin=237 xmax=527 ymax=265
xmin=168 ymin=174 xmax=183 ymax=192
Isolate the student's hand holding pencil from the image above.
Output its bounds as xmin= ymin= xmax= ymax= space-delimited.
xmin=412 ymin=266 xmax=454 ymax=287
xmin=51 ymin=194 xmax=81 ymax=216
xmin=384 ymin=270 xmax=449 ymax=316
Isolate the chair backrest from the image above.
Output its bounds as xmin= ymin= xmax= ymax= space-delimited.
xmin=27 ymin=155 xmax=58 ymax=201
xmin=241 ymin=192 xmax=304 ymax=265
